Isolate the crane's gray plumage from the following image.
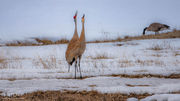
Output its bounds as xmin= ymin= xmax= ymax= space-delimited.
xmin=65 ymin=11 xmax=80 ymax=79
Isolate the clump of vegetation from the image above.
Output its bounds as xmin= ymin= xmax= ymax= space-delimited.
xmin=33 ymin=55 xmax=61 ymax=69
xmin=35 ymin=38 xmax=54 ymax=45
xmin=91 ymin=53 xmax=111 ymax=60
xmin=3 ymin=30 xmax=180 ymax=46
xmin=148 ymin=41 xmax=174 ymax=51
xmin=0 ymin=53 xmax=8 ymax=69
xmin=55 ymin=38 xmax=69 ymax=44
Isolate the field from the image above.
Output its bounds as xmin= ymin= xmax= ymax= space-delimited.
xmin=0 ymin=32 xmax=180 ymax=101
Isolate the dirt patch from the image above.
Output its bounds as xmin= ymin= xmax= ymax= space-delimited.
xmin=116 ymin=43 xmax=123 ymax=46
xmin=0 ymin=90 xmax=151 ymax=101
xmin=0 ymin=78 xmax=33 ymax=81
xmin=88 ymin=85 xmax=97 ymax=87
xmin=55 ymin=73 xmax=180 ymax=80
xmin=90 ymin=54 xmax=112 ymax=60
xmin=126 ymin=84 xmax=150 ymax=87
xmin=110 ymin=74 xmax=180 ymax=79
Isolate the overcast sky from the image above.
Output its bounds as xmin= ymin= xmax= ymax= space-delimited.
xmin=0 ymin=0 xmax=180 ymax=40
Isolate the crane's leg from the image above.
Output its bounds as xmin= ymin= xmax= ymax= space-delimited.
xmin=76 ymin=59 xmax=79 ymax=72
xmin=78 ymin=55 xmax=81 ymax=71
xmin=79 ymin=56 xmax=82 ymax=79
xmin=155 ymin=32 xmax=159 ymax=35
xmin=75 ymin=60 xmax=77 ymax=79
xmin=68 ymin=64 xmax=70 ymax=72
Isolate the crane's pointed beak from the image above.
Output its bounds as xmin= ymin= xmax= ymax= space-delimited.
xmin=73 ymin=11 xmax=78 ymax=22
xmin=75 ymin=11 xmax=78 ymax=16
xmin=82 ymin=14 xmax=85 ymax=22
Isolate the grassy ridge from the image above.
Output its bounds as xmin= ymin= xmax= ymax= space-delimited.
xmin=4 ymin=30 xmax=180 ymax=46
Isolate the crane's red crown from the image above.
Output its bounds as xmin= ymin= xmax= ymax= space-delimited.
xmin=73 ymin=15 xmax=76 ymax=19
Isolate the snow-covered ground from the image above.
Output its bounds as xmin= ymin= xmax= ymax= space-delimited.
xmin=0 ymin=38 xmax=180 ymax=100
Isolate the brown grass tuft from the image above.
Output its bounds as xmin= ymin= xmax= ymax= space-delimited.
xmin=0 ymin=55 xmax=8 ymax=69
xmin=35 ymin=38 xmax=53 ymax=45
xmin=122 ymin=30 xmax=180 ymax=41
xmin=148 ymin=41 xmax=174 ymax=51
xmin=110 ymin=74 xmax=180 ymax=79
xmin=91 ymin=54 xmax=111 ymax=60
xmin=119 ymin=60 xmax=134 ymax=67
xmin=33 ymin=55 xmax=60 ymax=69
xmin=0 ymin=57 xmax=5 ymax=63
xmin=3 ymin=30 xmax=180 ymax=46
xmin=174 ymin=51 xmax=180 ymax=56
xmin=151 ymin=54 xmax=162 ymax=57
xmin=0 ymin=90 xmax=152 ymax=101
xmin=126 ymin=84 xmax=150 ymax=87
xmin=88 ymin=85 xmax=97 ymax=87
xmin=55 ymin=38 xmax=69 ymax=44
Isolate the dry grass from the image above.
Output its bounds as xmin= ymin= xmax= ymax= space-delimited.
xmin=136 ymin=59 xmax=165 ymax=66
xmin=0 ymin=54 xmax=8 ymax=69
xmin=0 ymin=52 xmax=26 ymax=69
xmin=126 ymin=84 xmax=150 ymax=87
xmin=121 ymin=29 xmax=180 ymax=41
xmin=33 ymin=55 xmax=60 ymax=69
xmin=91 ymin=54 xmax=111 ymax=60
xmin=119 ymin=60 xmax=134 ymax=67
xmin=174 ymin=51 xmax=180 ymax=56
xmin=6 ymin=41 xmax=38 ymax=46
xmin=0 ymin=90 xmax=152 ymax=101
xmin=88 ymin=29 xmax=180 ymax=43
xmin=110 ymin=74 xmax=180 ymax=79
xmin=151 ymin=54 xmax=162 ymax=57
xmin=35 ymin=38 xmax=54 ymax=45
xmin=2 ymin=30 xmax=180 ymax=46
xmin=148 ymin=41 xmax=174 ymax=51
xmin=0 ymin=57 xmax=5 ymax=64
xmin=116 ymin=43 xmax=123 ymax=46
xmin=5 ymin=38 xmax=69 ymax=46
xmin=88 ymin=85 xmax=97 ymax=87
xmin=149 ymin=44 xmax=163 ymax=50
xmin=118 ymin=58 xmax=165 ymax=67
xmin=92 ymin=61 xmax=98 ymax=68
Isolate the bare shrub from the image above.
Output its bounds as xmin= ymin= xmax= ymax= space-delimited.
xmin=148 ymin=41 xmax=174 ymax=51
xmin=124 ymin=36 xmax=129 ymax=39
xmin=35 ymin=38 xmax=53 ymax=45
xmin=35 ymin=38 xmax=69 ymax=45
xmin=0 ymin=56 xmax=8 ymax=69
xmin=174 ymin=51 xmax=180 ymax=56
xmin=151 ymin=54 xmax=161 ymax=57
xmin=150 ymin=44 xmax=162 ymax=50
xmin=136 ymin=59 xmax=153 ymax=66
xmin=135 ymin=59 xmax=165 ymax=66
xmin=33 ymin=55 xmax=60 ymax=69
xmin=91 ymin=54 xmax=111 ymax=60
xmin=0 ymin=57 xmax=5 ymax=63
xmin=55 ymin=38 xmax=69 ymax=44
xmin=118 ymin=59 xmax=134 ymax=67
xmin=92 ymin=61 xmax=98 ymax=68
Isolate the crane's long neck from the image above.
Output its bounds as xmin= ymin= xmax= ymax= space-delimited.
xmin=80 ymin=21 xmax=85 ymax=42
xmin=143 ymin=27 xmax=147 ymax=35
xmin=73 ymin=20 xmax=79 ymax=39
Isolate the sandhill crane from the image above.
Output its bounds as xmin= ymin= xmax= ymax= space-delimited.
xmin=65 ymin=11 xmax=81 ymax=79
xmin=77 ymin=14 xmax=86 ymax=78
xmin=143 ymin=22 xmax=170 ymax=35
